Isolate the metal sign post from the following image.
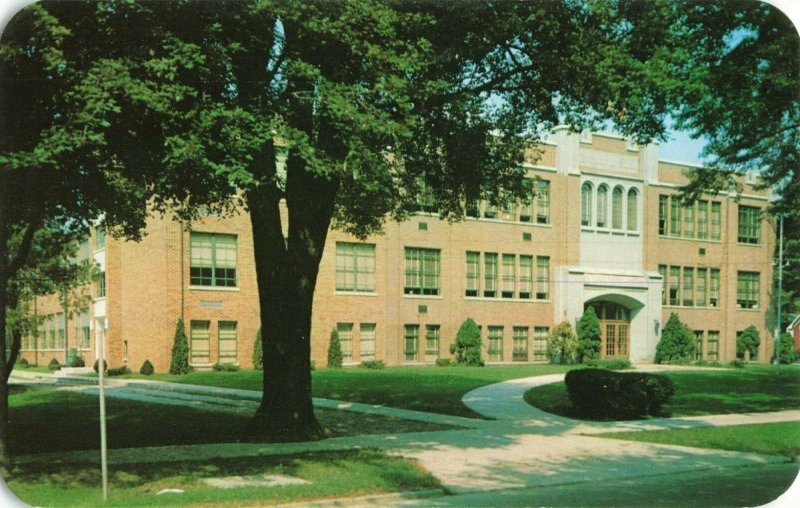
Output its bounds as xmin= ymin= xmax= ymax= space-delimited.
xmin=97 ymin=324 xmax=108 ymax=501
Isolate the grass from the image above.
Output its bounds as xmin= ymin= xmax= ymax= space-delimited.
xmin=597 ymin=422 xmax=800 ymax=458
xmin=7 ymin=449 xmax=440 ymax=507
xmin=8 ymin=386 xmax=453 ymax=455
xmin=142 ymin=364 xmax=575 ymax=418
xmin=524 ymin=365 xmax=800 ymax=420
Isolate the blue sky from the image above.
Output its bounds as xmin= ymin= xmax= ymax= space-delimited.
xmin=659 ymin=128 xmax=708 ymax=166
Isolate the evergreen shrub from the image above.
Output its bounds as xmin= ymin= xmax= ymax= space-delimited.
xmin=436 ymin=358 xmax=455 ymax=367
xmin=169 ymin=319 xmax=192 ymax=375
xmin=773 ymin=332 xmax=797 ymax=364
xmin=546 ymin=321 xmax=579 ymax=364
xmin=577 ymin=307 xmax=602 ymax=362
xmin=565 ymin=368 xmax=675 ymax=419
xmin=252 ymin=328 xmax=263 ymax=369
xmin=450 ymin=318 xmax=483 ymax=366
xmin=213 ymin=363 xmax=240 ymax=372
xmin=93 ymin=359 xmax=108 ymax=373
xmin=736 ymin=325 xmax=761 ymax=360
xmin=360 ymin=359 xmax=385 ymax=369
xmin=327 ymin=328 xmax=343 ymax=368
xmin=47 ymin=358 xmax=60 ymax=371
xmin=584 ymin=358 xmax=631 ymax=370
xmin=107 ymin=366 xmax=131 ymax=376
xmin=139 ymin=359 xmax=154 ymax=375
xmin=654 ymin=313 xmax=696 ymax=363
xmin=17 ymin=358 xmax=29 ymax=368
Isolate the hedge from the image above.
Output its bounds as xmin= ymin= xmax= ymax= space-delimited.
xmin=564 ymin=368 xmax=675 ymax=419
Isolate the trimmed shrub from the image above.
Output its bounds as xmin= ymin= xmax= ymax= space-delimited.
xmin=213 ymin=363 xmax=241 ymax=372
xmin=139 ymin=359 xmax=155 ymax=375
xmin=107 ymin=366 xmax=131 ymax=376
xmin=565 ymin=368 xmax=675 ymax=419
xmin=654 ymin=313 xmax=696 ymax=363
xmin=252 ymin=328 xmax=263 ymax=369
xmin=169 ymin=319 xmax=192 ymax=375
xmin=69 ymin=355 xmax=86 ymax=368
xmin=93 ymin=359 xmax=108 ymax=373
xmin=450 ymin=318 xmax=483 ymax=366
xmin=736 ymin=325 xmax=760 ymax=360
xmin=730 ymin=358 xmax=746 ymax=368
xmin=327 ymin=328 xmax=343 ymax=368
xmin=47 ymin=358 xmax=60 ymax=371
xmin=546 ymin=321 xmax=579 ymax=365
xmin=435 ymin=358 xmax=455 ymax=367
xmin=360 ymin=359 xmax=386 ymax=369
xmin=17 ymin=358 xmax=29 ymax=368
xmin=585 ymin=358 xmax=632 ymax=370
xmin=773 ymin=332 xmax=797 ymax=364
xmin=577 ymin=307 xmax=602 ymax=362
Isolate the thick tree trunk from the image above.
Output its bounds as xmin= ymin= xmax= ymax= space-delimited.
xmin=0 ymin=272 xmax=13 ymax=474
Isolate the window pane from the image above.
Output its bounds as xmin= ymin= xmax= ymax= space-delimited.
xmin=536 ymin=180 xmax=550 ymax=224
xmin=696 ymin=268 xmax=707 ymax=307
xmin=697 ymin=201 xmax=708 ymax=239
xmin=218 ymin=321 xmax=237 ymax=364
xmin=425 ymin=324 xmax=440 ymax=362
xmin=596 ymin=186 xmax=608 ymax=228
xmin=484 ymin=253 xmax=498 ymax=297
xmin=626 ymin=189 xmax=638 ymax=231
xmin=682 ymin=267 xmax=694 ymax=307
xmin=360 ymin=323 xmax=376 ymax=361
xmin=512 ymin=326 xmax=529 ymax=362
xmin=488 ymin=326 xmax=503 ymax=362
xmin=612 ymin=187 xmax=623 ymax=229
xmin=466 ymin=251 xmax=480 ymax=297
xmin=658 ymin=195 xmax=668 ymax=235
xmin=581 ymin=183 xmax=593 ymax=226
xmin=536 ymin=256 xmax=549 ymax=300
xmin=502 ymin=254 xmax=515 ymax=298
xmin=711 ymin=202 xmax=721 ymax=240
xmin=670 ymin=197 xmax=681 ymax=236
xmin=533 ymin=327 xmax=549 ymax=361
xmin=404 ymin=325 xmax=419 ymax=362
xmin=190 ymin=321 xmax=211 ymax=363
xmin=519 ymin=255 xmax=533 ymax=299
xmin=683 ymin=204 xmax=694 ymax=238
xmin=337 ymin=323 xmax=353 ymax=361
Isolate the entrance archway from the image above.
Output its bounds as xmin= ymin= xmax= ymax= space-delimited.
xmin=586 ymin=301 xmax=630 ymax=358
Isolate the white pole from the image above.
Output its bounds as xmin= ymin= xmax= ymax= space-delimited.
xmin=97 ymin=324 xmax=108 ymax=501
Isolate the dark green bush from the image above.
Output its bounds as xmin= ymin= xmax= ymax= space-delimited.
xmin=107 ymin=366 xmax=131 ymax=376
xmin=327 ymin=328 xmax=343 ymax=368
xmin=360 ymin=359 xmax=385 ymax=369
xmin=169 ymin=319 xmax=192 ymax=374
xmin=564 ymin=368 xmax=675 ymax=419
xmin=435 ymin=358 xmax=455 ymax=367
xmin=139 ymin=359 xmax=155 ymax=375
xmin=213 ymin=363 xmax=241 ymax=372
xmin=654 ymin=313 xmax=696 ymax=363
xmin=729 ymin=358 xmax=746 ymax=368
xmin=736 ymin=325 xmax=761 ymax=360
xmin=585 ymin=358 xmax=632 ymax=370
xmin=252 ymin=328 xmax=263 ymax=369
xmin=93 ymin=359 xmax=108 ymax=373
xmin=17 ymin=358 xmax=29 ymax=368
xmin=577 ymin=307 xmax=601 ymax=362
xmin=773 ymin=332 xmax=797 ymax=364
xmin=546 ymin=321 xmax=579 ymax=364
xmin=69 ymin=355 xmax=86 ymax=368
xmin=47 ymin=358 xmax=60 ymax=371
xmin=450 ymin=318 xmax=483 ymax=366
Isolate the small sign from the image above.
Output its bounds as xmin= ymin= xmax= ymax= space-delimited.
xmin=199 ymin=301 xmax=223 ymax=309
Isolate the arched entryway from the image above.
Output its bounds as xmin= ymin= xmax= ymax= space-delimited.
xmin=585 ymin=301 xmax=631 ymax=358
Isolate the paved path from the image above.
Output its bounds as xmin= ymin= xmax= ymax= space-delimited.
xmin=10 ymin=367 xmax=800 ymax=505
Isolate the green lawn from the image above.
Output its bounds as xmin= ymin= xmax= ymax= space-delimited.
xmin=8 ymin=386 xmax=452 ymax=455
xmin=598 ymin=422 xmax=800 ymax=458
xmin=7 ymin=449 xmax=439 ymax=507
xmin=524 ymin=365 xmax=800 ymax=419
xmin=145 ymin=364 xmax=574 ymax=418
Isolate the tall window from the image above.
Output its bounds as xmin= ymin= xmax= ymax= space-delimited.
xmin=533 ymin=327 xmax=549 ymax=361
xmin=488 ymin=326 xmax=503 ymax=362
xmin=535 ymin=180 xmax=550 ymax=224
xmin=697 ymin=200 xmax=708 ymax=239
xmin=95 ymin=271 xmax=106 ymax=298
xmin=190 ymin=233 xmax=237 ymax=287
xmin=683 ymin=204 xmax=694 ymax=238
xmin=668 ymin=266 xmax=680 ymax=305
xmin=337 ymin=323 xmax=353 ymax=361
xmin=79 ymin=309 xmax=90 ymax=349
xmin=404 ymin=248 xmax=440 ymax=295
xmin=596 ymin=185 xmax=608 ymax=228
xmin=519 ymin=255 xmax=533 ymax=300
xmin=502 ymin=254 xmax=516 ymax=298
xmin=536 ymin=256 xmax=549 ymax=300
xmin=682 ymin=267 xmax=694 ymax=306
xmin=581 ymin=183 xmax=593 ymax=226
xmin=404 ymin=325 xmax=419 ymax=362
xmin=190 ymin=321 xmax=211 ymax=364
xmin=484 ymin=253 xmax=498 ymax=297
xmin=658 ymin=195 xmax=668 ymax=235
xmin=696 ymin=268 xmax=707 ymax=307
xmin=360 ymin=323 xmax=376 ymax=361
xmin=669 ymin=198 xmax=682 ymax=236
xmin=612 ymin=186 xmax=624 ymax=229
xmin=519 ymin=178 xmax=533 ymax=222
xmin=416 ymin=174 xmax=436 ymax=213
xmin=425 ymin=325 xmax=440 ymax=362
xmin=709 ymin=269 xmax=720 ymax=307
xmin=336 ymin=242 xmax=376 ymax=293
xmin=658 ymin=265 xmax=667 ymax=304
xmin=695 ymin=331 xmax=704 ymax=360
xmin=48 ymin=314 xmax=56 ymax=349
xmin=79 ymin=239 xmax=90 ymax=281
xmin=710 ymin=202 xmax=721 ymax=240
xmin=707 ymin=331 xmax=720 ymax=360
xmin=95 ymin=227 xmax=106 ymax=248
xmin=737 ymin=271 xmax=760 ymax=309
xmin=56 ymin=313 xmax=65 ymax=349
xmin=465 ymin=251 xmax=480 ymax=297
xmin=218 ymin=321 xmax=238 ymax=364
xmin=512 ymin=326 xmax=529 ymax=362
xmin=626 ymin=189 xmax=638 ymax=231
xmin=737 ymin=206 xmax=761 ymax=244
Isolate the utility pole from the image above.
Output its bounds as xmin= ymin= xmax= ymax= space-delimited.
xmin=774 ymin=213 xmax=784 ymax=372
xmin=97 ymin=323 xmax=108 ymax=501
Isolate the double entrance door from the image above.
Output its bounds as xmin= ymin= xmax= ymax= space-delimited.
xmin=587 ymin=302 xmax=630 ymax=359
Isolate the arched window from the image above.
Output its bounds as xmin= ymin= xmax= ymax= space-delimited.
xmin=581 ymin=182 xmax=592 ymax=226
xmin=596 ymin=185 xmax=608 ymax=228
xmin=612 ymin=186 xmax=624 ymax=229
xmin=627 ymin=188 xmax=638 ymax=231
